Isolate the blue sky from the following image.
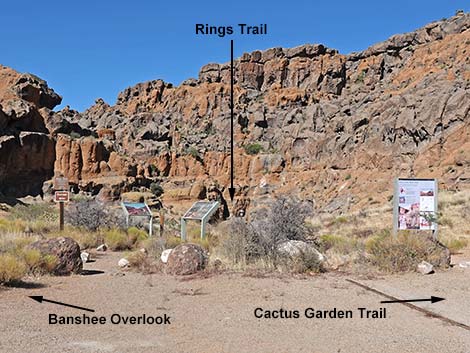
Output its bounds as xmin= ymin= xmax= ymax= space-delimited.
xmin=1 ymin=1 xmax=468 ymax=111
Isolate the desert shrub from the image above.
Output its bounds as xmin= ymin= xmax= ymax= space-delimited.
xmin=126 ymin=250 xmax=147 ymax=267
xmin=0 ymin=218 xmax=27 ymax=234
xmin=150 ymin=183 xmax=164 ymax=198
xmin=218 ymin=196 xmax=317 ymax=271
xmin=17 ymin=249 xmax=58 ymax=275
xmin=66 ymin=200 xmax=125 ymax=231
xmin=258 ymin=196 xmax=314 ymax=259
xmin=319 ymin=234 xmax=359 ymax=254
xmin=104 ymin=229 xmax=129 ymax=250
xmin=9 ymin=203 xmax=57 ymax=223
xmin=220 ymin=218 xmax=263 ymax=266
xmin=244 ymin=143 xmax=263 ymax=155
xmin=366 ymin=231 xmax=447 ymax=273
xmin=187 ymin=146 xmax=200 ymax=159
xmin=165 ymin=236 xmax=182 ymax=249
xmin=127 ymin=227 xmax=148 ymax=245
xmin=0 ymin=254 xmax=26 ymax=284
xmin=443 ymin=238 xmax=468 ymax=254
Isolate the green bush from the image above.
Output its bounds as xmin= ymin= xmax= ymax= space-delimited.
xmin=150 ymin=183 xmax=164 ymax=198
xmin=187 ymin=146 xmax=200 ymax=159
xmin=244 ymin=143 xmax=263 ymax=155
xmin=127 ymin=227 xmax=148 ymax=245
xmin=444 ymin=238 xmax=468 ymax=254
xmin=10 ymin=203 xmax=57 ymax=223
xmin=366 ymin=232 xmax=448 ymax=273
xmin=0 ymin=254 xmax=26 ymax=284
xmin=319 ymin=234 xmax=358 ymax=253
xmin=104 ymin=229 xmax=129 ymax=250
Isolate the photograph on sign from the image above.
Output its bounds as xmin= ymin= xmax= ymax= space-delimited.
xmin=183 ymin=201 xmax=218 ymax=220
xmin=122 ymin=202 xmax=151 ymax=217
xmin=396 ymin=179 xmax=436 ymax=231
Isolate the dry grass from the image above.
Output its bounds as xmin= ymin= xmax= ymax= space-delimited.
xmin=312 ymin=189 xmax=470 ymax=273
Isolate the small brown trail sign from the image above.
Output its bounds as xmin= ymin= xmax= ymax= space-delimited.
xmin=53 ymin=176 xmax=69 ymax=231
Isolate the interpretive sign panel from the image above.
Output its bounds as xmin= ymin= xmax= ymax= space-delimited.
xmin=121 ymin=202 xmax=153 ymax=236
xmin=393 ymin=178 xmax=438 ymax=238
xmin=181 ymin=201 xmax=219 ymax=240
xmin=122 ymin=202 xmax=151 ymax=217
xmin=183 ymin=201 xmax=219 ymax=220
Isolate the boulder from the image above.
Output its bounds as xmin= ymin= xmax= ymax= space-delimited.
xmin=28 ymin=237 xmax=82 ymax=275
xmin=417 ymin=261 xmax=434 ymax=275
xmin=277 ymin=240 xmax=325 ymax=263
xmin=118 ymin=258 xmax=129 ymax=268
xmin=166 ymin=243 xmax=208 ymax=275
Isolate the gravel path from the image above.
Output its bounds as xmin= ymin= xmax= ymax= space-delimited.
xmin=1 ymin=251 xmax=469 ymax=353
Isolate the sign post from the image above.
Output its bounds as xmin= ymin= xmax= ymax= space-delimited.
xmin=181 ymin=201 xmax=220 ymax=241
xmin=393 ymin=178 xmax=438 ymax=240
xmin=54 ymin=176 xmax=70 ymax=231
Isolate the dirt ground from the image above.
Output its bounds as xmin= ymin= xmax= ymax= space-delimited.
xmin=1 ymin=251 xmax=469 ymax=353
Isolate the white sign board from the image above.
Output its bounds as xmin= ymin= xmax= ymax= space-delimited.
xmin=393 ymin=178 xmax=438 ymax=238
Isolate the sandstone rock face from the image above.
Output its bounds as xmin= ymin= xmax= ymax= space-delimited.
xmin=166 ymin=243 xmax=208 ymax=275
xmin=60 ymin=13 xmax=470 ymax=213
xmin=1 ymin=14 xmax=470 ymax=211
xmin=0 ymin=132 xmax=55 ymax=196
xmin=0 ymin=66 xmax=60 ymax=196
xmin=28 ymin=237 xmax=82 ymax=275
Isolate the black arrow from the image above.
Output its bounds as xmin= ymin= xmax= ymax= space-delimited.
xmin=228 ymin=39 xmax=235 ymax=202
xmin=381 ymin=296 xmax=445 ymax=304
xmin=29 ymin=296 xmax=95 ymax=312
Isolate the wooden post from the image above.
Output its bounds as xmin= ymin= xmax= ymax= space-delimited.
xmin=59 ymin=202 xmax=64 ymax=231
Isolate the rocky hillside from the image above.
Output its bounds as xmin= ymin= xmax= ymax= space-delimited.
xmin=1 ymin=13 xmax=469 ymax=213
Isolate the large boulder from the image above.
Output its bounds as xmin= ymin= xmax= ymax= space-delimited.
xmin=166 ymin=243 xmax=208 ymax=275
xmin=277 ymin=240 xmax=325 ymax=264
xmin=28 ymin=237 xmax=82 ymax=275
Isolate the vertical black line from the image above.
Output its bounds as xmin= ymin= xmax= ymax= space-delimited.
xmin=230 ymin=39 xmax=234 ymax=189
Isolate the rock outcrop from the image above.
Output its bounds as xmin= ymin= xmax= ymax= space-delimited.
xmin=1 ymin=13 xmax=470 ymax=212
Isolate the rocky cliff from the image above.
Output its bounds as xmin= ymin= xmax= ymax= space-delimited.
xmin=1 ymin=13 xmax=469 ymax=213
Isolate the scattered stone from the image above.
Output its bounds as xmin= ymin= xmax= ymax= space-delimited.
xmin=458 ymin=261 xmax=470 ymax=268
xmin=417 ymin=261 xmax=434 ymax=274
xmin=80 ymin=251 xmax=90 ymax=263
xmin=96 ymin=244 xmax=108 ymax=252
xmin=166 ymin=243 xmax=208 ymax=275
xmin=28 ymin=237 xmax=82 ymax=275
xmin=160 ymin=249 xmax=173 ymax=263
xmin=139 ymin=248 xmax=148 ymax=255
xmin=118 ymin=258 xmax=129 ymax=268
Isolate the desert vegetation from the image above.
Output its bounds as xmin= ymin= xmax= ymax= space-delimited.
xmin=0 ymin=189 xmax=469 ymax=285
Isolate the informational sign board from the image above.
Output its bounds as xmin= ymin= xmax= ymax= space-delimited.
xmin=183 ymin=201 xmax=219 ymax=220
xmin=393 ymin=178 xmax=438 ymax=238
xmin=54 ymin=191 xmax=70 ymax=203
xmin=181 ymin=201 xmax=219 ymax=240
xmin=54 ymin=176 xmax=69 ymax=191
xmin=121 ymin=202 xmax=153 ymax=236
xmin=122 ymin=202 xmax=151 ymax=217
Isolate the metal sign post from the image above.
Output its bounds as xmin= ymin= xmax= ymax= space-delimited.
xmin=54 ymin=176 xmax=69 ymax=231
